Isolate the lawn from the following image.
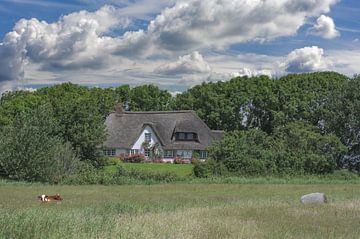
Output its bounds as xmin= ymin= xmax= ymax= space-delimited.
xmin=1 ymin=183 xmax=360 ymax=238
xmin=103 ymin=162 xmax=194 ymax=177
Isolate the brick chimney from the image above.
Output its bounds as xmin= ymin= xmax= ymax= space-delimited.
xmin=115 ymin=103 xmax=124 ymax=115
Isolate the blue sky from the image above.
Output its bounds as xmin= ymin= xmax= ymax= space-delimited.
xmin=0 ymin=0 xmax=359 ymax=93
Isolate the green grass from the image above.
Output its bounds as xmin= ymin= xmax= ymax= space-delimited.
xmin=103 ymin=162 xmax=194 ymax=177
xmin=1 ymin=183 xmax=360 ymax=238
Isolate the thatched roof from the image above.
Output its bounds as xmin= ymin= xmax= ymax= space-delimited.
xmin=103 ymin=110 xmax=224 ymax=150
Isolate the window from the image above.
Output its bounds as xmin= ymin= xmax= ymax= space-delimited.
xmin=175 ymin=132 xmax=198 ymax=141
xmin=177 ymin=150 xmax=192 ymax=159
xmin=164 ymin=150 xmax=174 ymax=158
xmin=103 ymin=149 xmax=116 ymax=157
xmin=129 ymin=149 xmax=139 ymax=155
xmin=186 ymin=133 xmax=194 ymax=140
xmin=178 ymin=133 xmax=186 ymax=140
xmin=145 ymin=133 xmax=151 ymax=142
xmin=200 ymin=151 xmax=208 ymax=159
xmin=144 ymin=149 xmax=150 ymax=157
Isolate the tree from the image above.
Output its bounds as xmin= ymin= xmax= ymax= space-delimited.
xmin=274 ymin=72 xmax=348 ymax=128
xmin=324 ymin=75 xmax=360 ymax=172
xmin=209 ymin=129 xmax=276 ymax=175
xmin=173 ymin=75 xmax=278 ymax=132
xmin=128 ymin=85 xmax=173 ymax=111
xmin=208 ymin=122 xmax=346 ymax=176
xmin=272 ymin=122 xmax=346 ymax=174
xmin=0 ymin=91 xmax=44 ymax=126
xmin=0 ymin=104 xmax=79 ymax=183
xmin=36 ymin=83 xmax=106 ymax=161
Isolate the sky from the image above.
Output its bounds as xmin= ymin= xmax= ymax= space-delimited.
xmin=0 ymin=0 xmax=359 ymax=93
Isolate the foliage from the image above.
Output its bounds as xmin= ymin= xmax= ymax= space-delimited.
xmin=103 ymin=163 xmax=193 ymax=177
xmin=173 ymin=156 xmax=191 ymax=164
xmin=272 ymin=122 xmax=346 ymax=174
xmin=116 ymin=166 xmax=179 ymax=182
xmin=36 ymin=83 xmax=106 ymax=161
xmin=0 ymin=105 xmax=79 ymax=183
xmin=192 ymin=159 xmax=228 ymax=178
xmin=274 ymin=72 xmax=348 ymax=128
xmin=323 ymin=75 xmax=360 ymax=173
xmin=209 ymin=129 xmax=276 ymax=175
xmin=0 ymin=72 xmax=358 ymax=180
xmin=128 ymin=85 xmax=173 ymax=111
xmin=122 ymin=154 xmax=146 ymax=163
xmin=173 ymin=75 xmax=278 ymax=132
xmin=208 ymin=122 xmax=346 ymax=176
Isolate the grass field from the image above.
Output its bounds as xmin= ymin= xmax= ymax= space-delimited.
xmin=1 ymin=183 xmax=360 ymax=238
xmin=103 ymin=162 xmax=194 ymax=177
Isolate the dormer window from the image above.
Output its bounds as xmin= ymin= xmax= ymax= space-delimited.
xmin=175 ymin=132 xmax=198 ymax=141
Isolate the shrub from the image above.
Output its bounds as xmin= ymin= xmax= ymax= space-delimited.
xmin=174 ymin=156 xmax=190 ymax=164
xmin=116 ymin=166 xmax=179 ymax=182
xmin=123 ymin=154 xmax=145 ymax=163
xmin=207 ymin=122 xmax=346 ymax=176
xmin=0 ymin=105 xmax=80 ymax=183
xmin=173 ymin=156 xmax=183 ymax=164
xmin=99 ymin=157 xmax=121 ymax=166
xmin=209 ymin=129 xmax=276 ymax=175
xmin=193 ymin=159 xmax=228 ymax=178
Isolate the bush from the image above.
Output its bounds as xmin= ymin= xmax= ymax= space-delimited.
xmin=193 ymin=159 xmax=228 ymax=178
xmin=207 ymin=122 xmax=346 ymax=176
xmin=122 ymin=154 xmax=145 ymax=163
xmin=174 ymin=156 xmax=190 ymax=164
xmin=99 ymin=157 xmax=121 ymax=167
xmin=116 ymin=166 xmax=180 ymax=182
xmin=325 ymin=169 xmax=359 ymax=180
xmin=209 ymin=129 xmax=276 ymax=175
xmin=0 ymin=105 xmax=80 ymax=183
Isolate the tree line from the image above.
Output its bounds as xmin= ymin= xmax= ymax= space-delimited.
xmin=0 ymin=71 xmax=359 ymax=181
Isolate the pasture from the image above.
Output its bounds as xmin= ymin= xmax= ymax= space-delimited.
xmin=1 ymin=183 xmax=360 ymax=238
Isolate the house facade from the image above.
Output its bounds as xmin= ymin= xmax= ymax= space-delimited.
xmin=102 ymin=105 xmax=224 ymax=163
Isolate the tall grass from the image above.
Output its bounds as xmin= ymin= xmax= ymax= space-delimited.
xmin=1 ymin=184 xmax=360 ymax=238
xmin=103 ymin=162 xmax=194 ymax=177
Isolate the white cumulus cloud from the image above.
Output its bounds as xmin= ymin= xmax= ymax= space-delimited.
xmin=284 ymin=46 xmax=330 ymax=73
xmin=116 ymin=0 xmax=338 ymax=54
xmin=308 ymin=15 xmax=340 ymax=39
xmin=154 ymin=51 xmax=211 ymax=75
xmin=0 ymin=0 xmax=341 ymax=86
xmin=0 ymin=5 xmax=129 ymax=82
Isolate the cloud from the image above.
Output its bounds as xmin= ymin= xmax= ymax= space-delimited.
xmin=0 ymin=0 xmax=343 ymax=87
xmin=308 ymin=15 xmax=340 ymax=39
xmin=327 ymin=49 xmax=360 ymax=76
xmin=116 ymin=0 xmax=338 ymax=54
xmin=154 ymin=51 xmax=211 ymax=75
xmin=0 ymin=5 xmax=129 ymax=82
xmin=284 ymin=46 xmax=330 ymax=73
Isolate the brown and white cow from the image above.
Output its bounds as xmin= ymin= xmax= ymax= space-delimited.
xmin=38 ymin=194 xmax=62 ymax=202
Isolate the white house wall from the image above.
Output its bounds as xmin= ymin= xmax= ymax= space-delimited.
xmin=132 ymin=126 xmax=161 ymax=151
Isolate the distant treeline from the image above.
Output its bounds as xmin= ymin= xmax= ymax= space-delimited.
xmin=0 ymin=71 xmax=359 ymax=181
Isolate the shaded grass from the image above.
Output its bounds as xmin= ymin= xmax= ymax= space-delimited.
xmin=1 ymin=184 xmax=360 ymax=238
xmin=103 ymin=162 xmax=194 ymax=177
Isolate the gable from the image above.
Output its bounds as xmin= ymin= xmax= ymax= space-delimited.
xmin=131 ymin=125 xmax=161 ymax=149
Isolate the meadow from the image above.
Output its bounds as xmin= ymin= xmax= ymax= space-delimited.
xmin=1 ymin=183 xmax=360 ymax=239
xmin=103 ymin=162 xmax=194 ymax=177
